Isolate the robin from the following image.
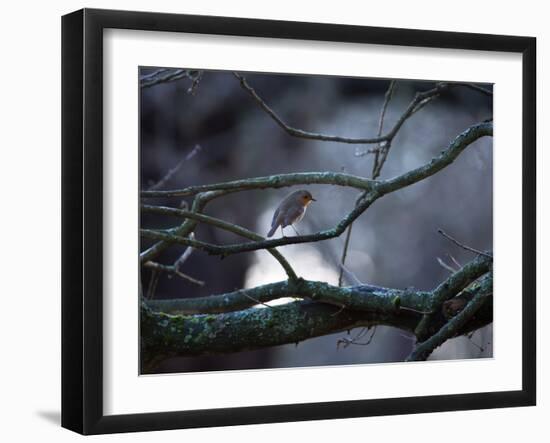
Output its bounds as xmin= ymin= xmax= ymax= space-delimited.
xmin=267 ymin=190 xmax=316 ymax=237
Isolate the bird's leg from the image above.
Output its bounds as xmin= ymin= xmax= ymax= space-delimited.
xmin=281 ymin=226 xmax=286 ymax=238
xmin=291 ymin=225 xmax=301 ymax=236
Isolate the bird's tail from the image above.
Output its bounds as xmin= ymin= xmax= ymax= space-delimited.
xmin=267 ymin=224 xmax=278 ymax=237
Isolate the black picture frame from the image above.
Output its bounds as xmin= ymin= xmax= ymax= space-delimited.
xmin=62 ymin=8 xmax=536 ymax=435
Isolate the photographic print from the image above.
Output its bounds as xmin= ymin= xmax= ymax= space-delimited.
xmin=139 ymin=68 xmax=493 ymax=375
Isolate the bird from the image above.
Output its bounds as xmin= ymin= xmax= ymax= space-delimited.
xmin=267 ymin=190 xmax=316 ymax=238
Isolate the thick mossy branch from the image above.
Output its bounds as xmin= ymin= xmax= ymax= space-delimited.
xmin=142 ymin=255 xmax=492 ymax=365
xmin=140 ymin=299 xmax=420 ymax=364
xmin=141 ymin=278 xmax=493 ymax=366
xmin=145 ymin=256 xmax=487 ymax=316
xmin=146 ymin=279 xmax=429 ymax=315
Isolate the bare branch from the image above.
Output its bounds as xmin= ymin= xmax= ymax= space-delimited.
xmin=141 ymin=122 xmax=492 ymax=257
xmin=235 ymin=72 xmax=447 ymax=145
xmin=141 ymin=171 xmax=374 ymax=199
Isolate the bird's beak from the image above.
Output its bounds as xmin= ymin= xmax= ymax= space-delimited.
xmin=311 ymin=197 xmax=317 ymax=202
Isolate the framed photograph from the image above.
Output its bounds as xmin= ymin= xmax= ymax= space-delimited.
xmin=62 ymin=8 xmax=536 ymax=434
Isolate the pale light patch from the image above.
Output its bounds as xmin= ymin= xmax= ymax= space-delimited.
xmin=244 ymin=209 xmax=340 ymax=307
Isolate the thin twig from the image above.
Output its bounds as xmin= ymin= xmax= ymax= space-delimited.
xmin=369 ymin=80 xmax=397 ymax=171
xmin=147 ymin=144 xmax=202 ymax=191
xmin=146 ymin=268 xmax=160 ymax=300
xmin=338 ymin=263 xmax=363 ymax=286
xmin=448 ymin=253 xmax=462 ymax=269
xmin=437 ymin=257 xmax=458 ymax=273
xmin=438 ymin=228 xmax=493 ymax=258
xmin=337 ymin=223 xmax=354 ymax=287
xmin=337 ymin=326 xmax=377 ymax=349
xmin=143 ymin=261 xmax=205 ymax=286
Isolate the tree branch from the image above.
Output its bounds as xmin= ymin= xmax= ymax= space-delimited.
xmin=140 ymin=190 xmax=223 ymax=263
xmin=378 ymin=121 xmax=492 ymax=193
xmin=143 ymin=259 xmax=204 ymax=286
xmin=140 ymin=68 xmax=202 ymax=91
xmin=140 ymin=121 xmax=492 ymax=257
xmin=140 ymin=299 xmax=419 ymax=365
xmin=438 ymin=228 xmax=493 ymax=258
xmin=141 ymin=171 xmax=374 ymax=199
xmin=141 ymin=204 xmax=298 ymax=280
xmin=234 ymin=72 xmax=449 ymax=145
xmin=145 ymin=254 xmax=487 ymax=316
xmin=145 ymin=278 xmax=429 ymax=315
xmin=414 ymin=253 xmax=492 ymax=340
xmin=406 ymin=273 xmax=493 ymax=361
xmin=141 ymin=272 xmax=493 ymax=365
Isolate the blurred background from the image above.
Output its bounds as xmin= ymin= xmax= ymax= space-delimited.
xmin=140 ymin=68 xmax=493 ymax=374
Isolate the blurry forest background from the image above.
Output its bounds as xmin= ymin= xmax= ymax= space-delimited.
xmin=140 ymin=68 xmax=493 ymax=374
